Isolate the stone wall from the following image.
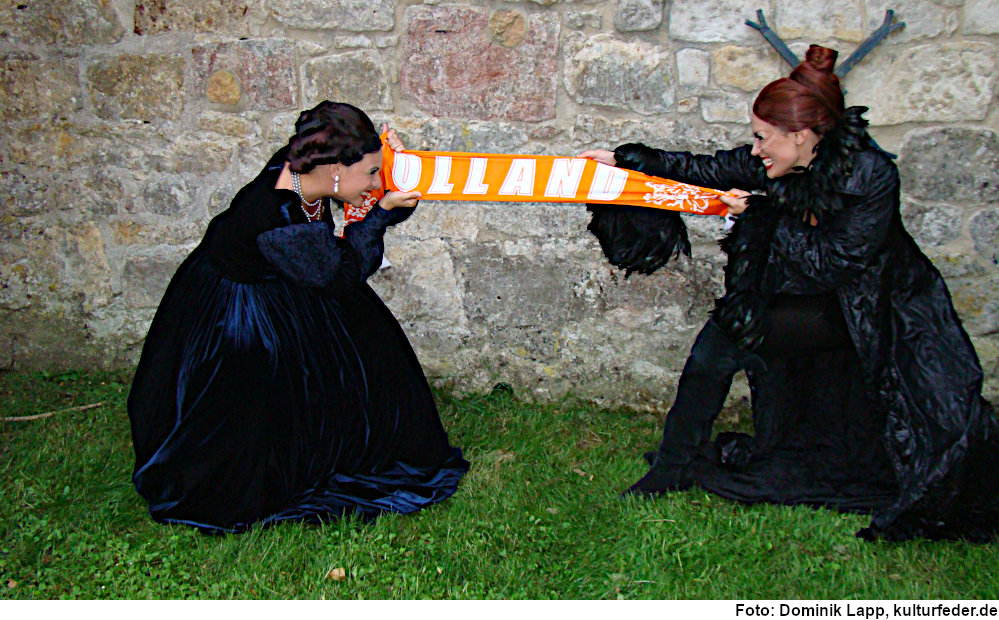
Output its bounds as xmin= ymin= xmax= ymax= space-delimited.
xmin=1 ymin=0 xmax=997 ymax=409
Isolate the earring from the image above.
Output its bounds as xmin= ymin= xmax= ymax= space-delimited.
xmin=334 ymin=174 xmax=339 ymax=194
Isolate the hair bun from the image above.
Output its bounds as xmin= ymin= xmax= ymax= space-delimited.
xmin=285 ymin=101 xmax=381 ymax=173
xmin=804 ymin=44 xmax=838 ymax=74
xmin=755 ymin=44 xmax=844 ymax=134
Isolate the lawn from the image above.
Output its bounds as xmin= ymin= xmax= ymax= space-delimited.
xmin=1 ymin=369 xmax=997 ymax=599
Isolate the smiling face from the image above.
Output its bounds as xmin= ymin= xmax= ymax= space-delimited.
xmin=334 ymin=150 xmax=384 ymax=205
xmin=750 ymin=114 xmax=805 ymax=178
xmin=750 ymin=114 xmax=823 ymax=179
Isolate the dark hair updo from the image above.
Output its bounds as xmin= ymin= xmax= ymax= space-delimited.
xmin=753 ymin=45 xmax=845 ymax=136
xmin=285 ymin=101 xmax=383 ymax=173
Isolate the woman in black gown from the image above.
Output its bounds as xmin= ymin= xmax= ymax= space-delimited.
xmin=128 ymin=101 xmax=469 ymax=533
xmin=582 ymin=46 xmax=999 ymax=542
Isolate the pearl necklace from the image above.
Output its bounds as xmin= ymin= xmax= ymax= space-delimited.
xmin=291 ymin=171 xmax=324 ymax=222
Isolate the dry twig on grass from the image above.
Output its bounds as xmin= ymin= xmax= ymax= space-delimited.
xmin=1 ymin=401 xmax=106 ymax=422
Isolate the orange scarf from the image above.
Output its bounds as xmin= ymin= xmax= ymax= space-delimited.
xmin=344 ymin=140 xmax=731 ymax=226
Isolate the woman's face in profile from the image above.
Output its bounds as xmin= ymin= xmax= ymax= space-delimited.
xmin=337 ymin=150 xmax=384 ymax=206
xmin=750 ymin=114 xmax=805 ymax=178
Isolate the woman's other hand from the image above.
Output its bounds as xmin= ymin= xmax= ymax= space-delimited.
xmin=380 ymin=190 xmax=421 ymax=211
xmin=382 ymin=123 xmax=406 ymax=152
xmin=719 ymin=188 xmax=752 ymax=215
xmin=578 ymin=149 xmax=617 ymax=167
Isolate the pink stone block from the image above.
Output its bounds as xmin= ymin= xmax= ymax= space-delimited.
xmin=401 ymin=7 xmax=558 ymax=122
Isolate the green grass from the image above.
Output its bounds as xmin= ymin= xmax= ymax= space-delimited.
xmin=1 ymin=369 xmax=997 ymax=599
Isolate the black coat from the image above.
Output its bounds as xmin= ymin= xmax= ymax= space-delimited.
xmin=594 ymin=107 xmax=999 ymax=541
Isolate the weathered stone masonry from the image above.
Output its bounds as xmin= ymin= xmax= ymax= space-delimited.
xmin=1 ymin=0 xmax=997 ymax=410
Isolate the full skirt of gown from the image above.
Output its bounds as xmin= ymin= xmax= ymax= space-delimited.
xmin=127 ymin=249 xmax=468 ymax=533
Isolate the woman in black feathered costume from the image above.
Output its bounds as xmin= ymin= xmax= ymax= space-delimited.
xmin=581 ymin=45 xmax=999 ymax=542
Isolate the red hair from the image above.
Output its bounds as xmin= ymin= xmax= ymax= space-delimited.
xmin=753 ymin=45 xmax=844 ymax=135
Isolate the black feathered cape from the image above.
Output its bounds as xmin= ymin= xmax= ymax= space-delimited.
xmin=593 ymin=108 xmax=999 ymax=541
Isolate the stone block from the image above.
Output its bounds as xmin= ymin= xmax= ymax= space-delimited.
xmin=120 ymin=130 xmax=238 ymax=175
xmin=458 ymin=247 xmax=591 ymax=331
xmin=490 ymin=9 xmax=527 ymax=47
xmin=614 ymin=0 xmax=664 ymax=32
xmin=676 ymin=48 xmax=710 ymax=87
xmin=121 ymin=254 xmax=185 ymax=309
xmin=528 ymin=123 xmax=564 ymax=141
xmin=264 ymin=111 xmax=301 ymax=152
xmin=899 ymin=127 xmax=999 ymax=205
xmin=192 ymin=40 xmax=296 ymax=111
xmin=134 ymin=0 xmax=263 ymax=35
xmin=109 ymin=216 xmax=206 ymax=248
xmin=303 ymin=51 xmax=392 ymax=112
xmin=1 ymin=171 xmax=39 ymax=217
xmin=977 ymin=336 xmax=999 ymax=402
xmin=0 ymin=221 xmax=110 ymax=309
xmin=133 ymin=176 xmax=197 ymax=217
xmin=501 ymin=0 xmax=560 ymax=5
xmin=387 ymin=201 xmax=482 ymax=243
xmin=269 ymin=0 xmax=394 ymax=32
xmin=566 ymin=11 xmax=601 ymax=30
xmin=865 ymin=0 xmax=958 ymax=41
xmin=59 ymin=221 xmax=113 ymax=309
xmin=775 ymin=0 xmax=864 ymax=42
xmin=471 ymin=202 xmax=590 ymax=248
xmin=970 ymin=209 xmax=999 ymax=266
xmin=0 ymin=55 xmax=82 ymax=122
xmin=712 ymin=46 xmax=780 ymax=92
xmin=5 ymin=121 xmax=237 ymax=178
xmin=330 ymin=35 xmax=372 ymax=49
xmin=3 ymin=169 xmax=121 ymax=218
xmin=962 ymin=0 xmax=999 ymax=35
xmin=595 ymin=261 xmax=713 ymax=329
xmin=564 ymin=34 xmax=674 ymax=115
xmin=571 ymin=114 xmax=742 ymax=153
xmin=401 ymin=6 xmax=559 ymax=122
xmin=5 ymin=123 xmax=106 ymax=170
xmin=926 ymin=251 xmax=985 ymax=280
xmin=205 ymin=70 xmax=242 ymax=106
xmin=669 ymin=0 xmax=761 ymax=44
xmin=674 ymin=97 xmax=699 ymax=115
xmin=700 ymin=94 xmax=750 ymax=124
xmin=403 ymin=118 xmax=529 ymax=154
xmin=848 ymin=42 xmax=996 ymax=125
xmin=948 ymin=276 xmax=999 ymax=335
xmin=0 ymin=308 xmax=102 ymax=371
xmin=571 ymin=114 xmax=675 ymax=149
xmin=900 ymin=200 xmax=963 ymax=248
xmin=0 ymin=223 xmax=53 ymax=311
xmin=86 ymin=54 xmax=186 ymax=121
xmin=369 ymin=237 xmax=469 ymax=334
xmin=0 ymin=0 xmax=124 ymax=45
xmin=197 ymin=111 xmax=262 ymax=140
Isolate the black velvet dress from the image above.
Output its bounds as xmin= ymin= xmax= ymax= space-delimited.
xmin=127 ymin=148 xmax=469 ymax=533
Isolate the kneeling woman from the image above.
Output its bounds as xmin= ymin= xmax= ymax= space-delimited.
xmin=128 ymin=101 xmax=468 ymax=533
xmin=582 ymin=46 xmax=999 ymax=542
